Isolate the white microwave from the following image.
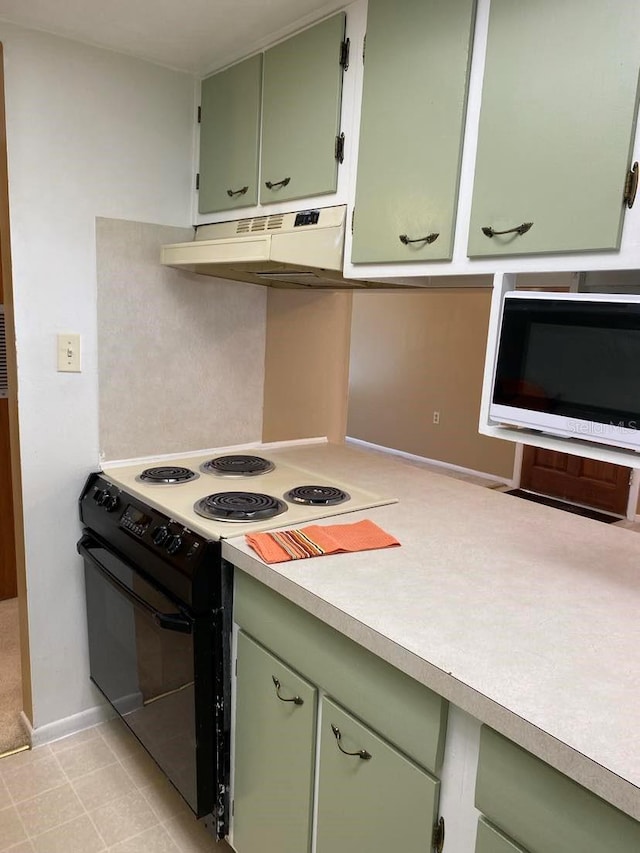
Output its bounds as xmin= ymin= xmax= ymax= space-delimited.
xmin=490 ymin=291 xmax=640 ymax=452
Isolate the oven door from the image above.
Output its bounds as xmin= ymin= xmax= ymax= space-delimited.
xmin=79 ymin=533 xmax=211 ymax=816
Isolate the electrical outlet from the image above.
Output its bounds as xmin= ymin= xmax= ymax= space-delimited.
xmin=57 ymin=334 xmax=81 ymax=372
xmin=433 ymin=411 xmax=440 ymax=425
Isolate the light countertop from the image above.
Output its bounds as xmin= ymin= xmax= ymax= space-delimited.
xmin=222 ymin=440 xmax=640 ymax=820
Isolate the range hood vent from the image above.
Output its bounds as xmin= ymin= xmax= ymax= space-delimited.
xmin=160 ymin=205 xmax=408 ymax=290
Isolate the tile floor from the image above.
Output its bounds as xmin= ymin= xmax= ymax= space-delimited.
xmin=0 ymin=720 xmax=230 ymax=852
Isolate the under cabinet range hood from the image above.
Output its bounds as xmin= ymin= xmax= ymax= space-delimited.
xmin=161 ymin=205 xmax=407 ymax=290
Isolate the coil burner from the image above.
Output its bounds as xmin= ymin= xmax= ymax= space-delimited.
xmin=194 ymin=492 xmax=287 ymax=522
xmin=200 ymin=455 xmax=275 ymax=477
xmin=137 ymin=466 xmax=199 ymax=485
xmin=284 ymin=485 xmax=350 ymax=506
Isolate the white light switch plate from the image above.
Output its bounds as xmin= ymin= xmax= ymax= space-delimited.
xmin=57 ymin=333 xmax=81 ymax=372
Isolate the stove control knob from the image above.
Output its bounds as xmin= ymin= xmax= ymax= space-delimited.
xmin=94 ymin=489 xmax=108 ymax=505
xmin=152 ymin=526 xmax=169 ymax=546
xmin=166 ymin=535 xmax=183 ymax=556
xmin=98 ymin=490 xmax=113 ymax=507
xmin=105 ymin=494 xmax=120 ymax=513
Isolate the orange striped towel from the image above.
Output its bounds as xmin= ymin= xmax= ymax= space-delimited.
xmin=245 ymin=519 xmax=400 ymax=564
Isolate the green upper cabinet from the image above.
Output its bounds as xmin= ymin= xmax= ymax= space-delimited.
xmin=260 ymin=13 xmax=346 ymax=205
xmin=198 ymin=54 xmax=262 ymax=214
xmin=467 ymin=0 xmax=640 ymax=258
xmin=352 ymin=0 xmax=477 ymax=263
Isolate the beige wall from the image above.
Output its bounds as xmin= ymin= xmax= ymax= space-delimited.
xmin=97 ymin=218 xmax=268 ymax=460
xmin=347 ymin=288 xmax=516 ymax=479
xmin=262 ymin=290 xmax=352 ymax=444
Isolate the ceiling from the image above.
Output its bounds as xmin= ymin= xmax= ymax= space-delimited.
xmin=0 ymin=0 xmax=345 ymax=75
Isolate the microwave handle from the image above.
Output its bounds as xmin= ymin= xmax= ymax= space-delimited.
xmin=78 ymin=535 xmax=193 ymax=635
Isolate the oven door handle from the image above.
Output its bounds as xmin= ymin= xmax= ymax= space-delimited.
xmin=78 ymin=536 xmax=193 ymax=635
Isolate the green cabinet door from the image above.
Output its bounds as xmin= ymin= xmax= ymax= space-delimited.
xmin=233 ymin=632 xmax=317 ymax=853
xmin=260 ymin=13 xmax=346 ymax=204
xmin=198 ymin=54 xmax=262 ymax=214
xmin=315 ymin=697 xmax=440 ymax=853
xmin=468 ymin=0 xmax=640 ymax=257
xmin=476 ymin=818 xmax=528 ymax=853
xmin=352 ymin=0 xmax=476 ymax=263
xmin=475 ymin=726 xmax=640 ymax=853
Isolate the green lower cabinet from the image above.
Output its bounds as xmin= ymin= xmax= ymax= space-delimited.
xmin=315 ymin=697 xmax=440 ymax=853
xmin=475 ymin=726 xmax=640 ymax=853
xmin=476 ymin=818 xmax=528 ymax=853
xmin=233 ymin=631 xmax=317 ymax=853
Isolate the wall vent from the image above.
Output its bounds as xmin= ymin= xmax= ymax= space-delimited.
xmin=0 ymin=305 xmax=8 ymax=398
xmin=267 ymin=215 xmax=285 ymax=230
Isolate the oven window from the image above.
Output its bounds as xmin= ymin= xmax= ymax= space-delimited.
xmin=83 ymin=543 xmax=198 ymax=812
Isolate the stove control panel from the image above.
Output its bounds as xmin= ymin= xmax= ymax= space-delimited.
xmin=120 ymin=505 xmax=152 ymax=538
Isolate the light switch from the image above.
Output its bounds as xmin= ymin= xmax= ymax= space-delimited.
xmin=57 ymin=333 xmax=81 ymax=372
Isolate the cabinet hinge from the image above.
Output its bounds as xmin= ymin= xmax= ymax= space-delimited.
xmin=197 ymin=105 xmax=201 ymax=124
xmin=351 ymin=208 xmax=355 ymax=235
xmin=195 ymin=173 xmax=200 ymax=190
xmin=335 ymin=132 xmax=345 ymax=164
xmin=432 ymin=816 xmax=445 ymax=853
xmin=624 ymin=161 xmax=638 ymax=208
xmin=339 ymin=38 xmax=350 ymax=71
xmin=362 ymin=34 xmax=366 ymax=64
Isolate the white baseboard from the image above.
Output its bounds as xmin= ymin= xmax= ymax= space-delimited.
xmin=23 ymin=704 xmax=115 ymax=749
xmin=346 ymin=436 xmax=515 ymax=487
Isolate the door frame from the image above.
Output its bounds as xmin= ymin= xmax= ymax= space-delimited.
xmin=0 ymin=43 xmax=32 ymax=723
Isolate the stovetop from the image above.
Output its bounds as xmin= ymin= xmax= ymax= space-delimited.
xmin=101 ymin=450 xmax=396 ymax=540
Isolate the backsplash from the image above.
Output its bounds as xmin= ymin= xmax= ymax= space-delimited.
xmin=96 ymin=217 xmax=267 ymax=461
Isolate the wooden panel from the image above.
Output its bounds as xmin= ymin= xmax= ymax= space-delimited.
xmin=468 ymin=0 xmax=640 ymax=257
xmin=352 ymin=0 xmax=476 ymax=262
xmin=235 ymin=571 xmax=448 ymax=775
xmin=262 ymin=290 xmax=352 ymax=444
xmin=198 ymin=54 xmax=262 ymax=214
xmin=475 ymin=818 xmax=528 ymax=853
xmin=520 ymin=446 xmax=630 ymax=515
xmin=260 ymin=13 xmax=345 ymax=204
xmin=233 ymin=632 xmax=316 ymax=853
xmin=0 ymin=398 xmax=16 ymax=600
xmin=475 ymin=726 xmax=640 ymax=853
xmin=316 ymin=697 xmax=439 ymax=853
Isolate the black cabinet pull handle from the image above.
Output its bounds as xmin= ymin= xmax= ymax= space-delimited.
xmin=265 ymin=177 xmax=291 ymax=190
xmin=399 ymin=232 xmax=439 ymax=245
xmin=226 ymin=185 xmax=248 ymax=198
xmin=271 ymin=675 xmax=303 ymax=705
xmin=330 ymin=724 xmax=371 ymax=760
xmin=481 ymin=222 xmax=533 ymax=238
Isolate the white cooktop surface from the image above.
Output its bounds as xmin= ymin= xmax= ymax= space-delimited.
xmin=102 ymin=449 xmax=397 ymax=540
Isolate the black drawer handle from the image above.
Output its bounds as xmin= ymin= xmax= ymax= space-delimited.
xmin=265 ymin=177 xmax=291 ymax=190
xmin=330 ymin=724 xmax=371 ymax=760
xmin=399 ymin=232 xmax=439 ymax=245
xmin=226 ymin=185 xmax=248 ymax=198
xmin=271 ymin=675 xmax=303 ymax=705
xmin=481 ymin=222 xmax=533 ymax=238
